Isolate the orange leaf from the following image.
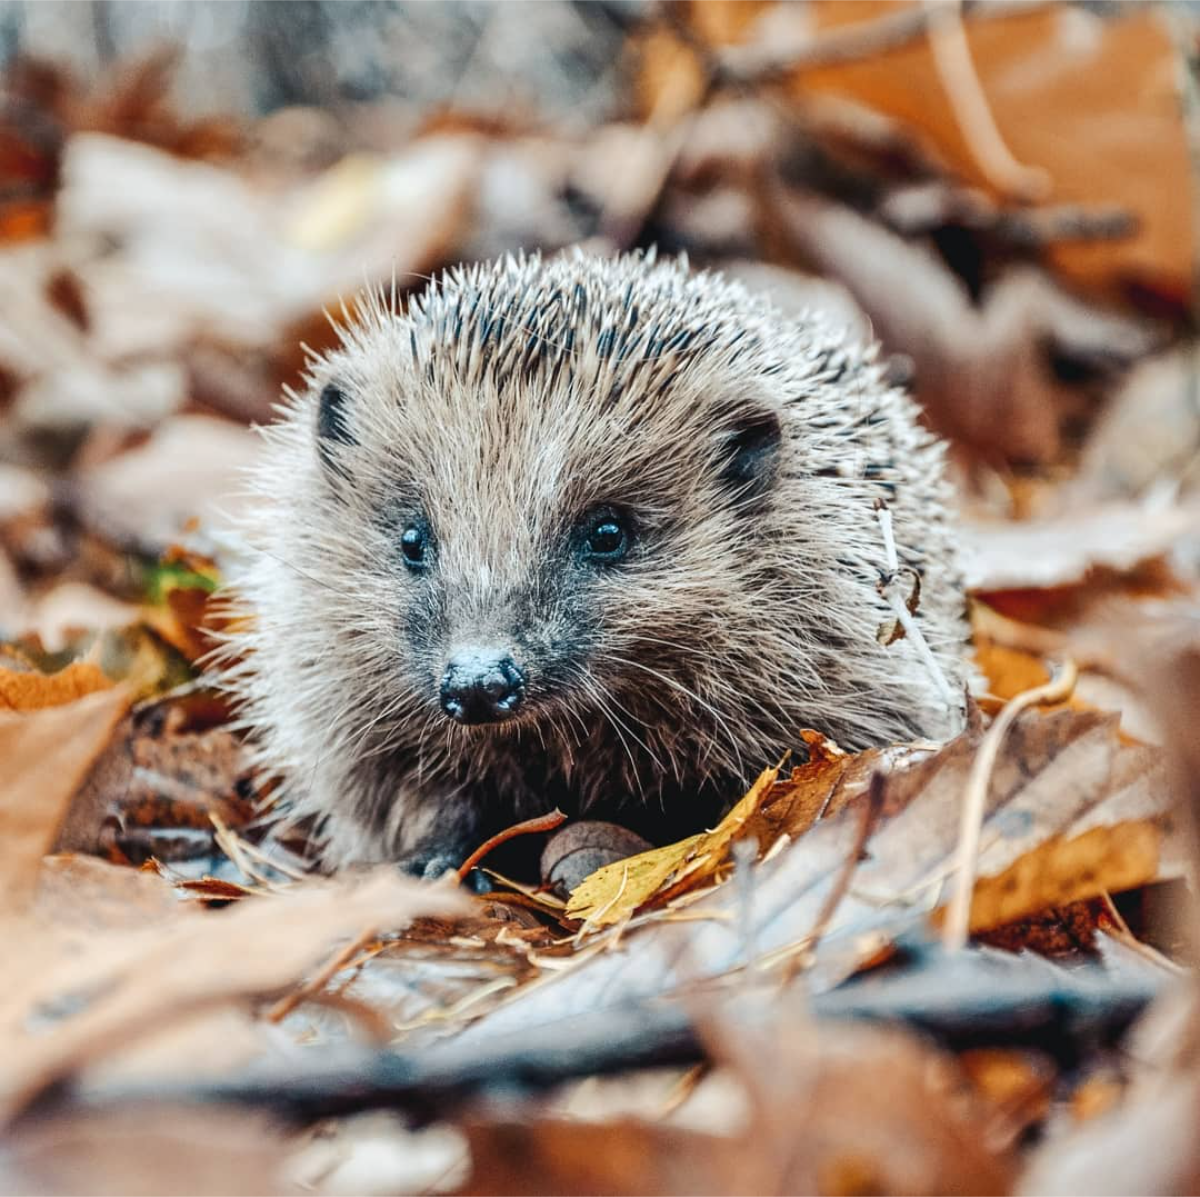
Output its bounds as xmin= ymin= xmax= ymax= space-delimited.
xmin=0 ymin=662 xmax=113 ymax=712
xmin=800 ymin=3 xmax=1192 ymax=305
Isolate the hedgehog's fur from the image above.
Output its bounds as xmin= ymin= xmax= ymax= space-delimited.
xmin=221 ymin=250 xmax=969 ymax=871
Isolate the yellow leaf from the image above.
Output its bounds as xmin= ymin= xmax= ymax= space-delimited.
xmin=567 ymin=759 xmax=783 ymax=927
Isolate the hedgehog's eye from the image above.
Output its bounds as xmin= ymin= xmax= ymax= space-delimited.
xmin=400 ymin=523 xmax=430 ymax=571
xmin=578 ymin=508 xmax=629 ymax=564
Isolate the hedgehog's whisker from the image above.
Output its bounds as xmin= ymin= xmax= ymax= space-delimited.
xmin=575 ymin=667 xmax=665 ymax=777
xmin=572 ymin=672 xmax=649 ymax=780
xmin=243 ymin=544 xmax=357 ymax=601
xmin=356 ymin=690 xmax=423 ymax=761
xmin=606 ymin=655 xmax=746 ymax=782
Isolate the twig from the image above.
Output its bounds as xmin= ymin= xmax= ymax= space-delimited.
xmin=267 ymin=927 xmax=380 ymax=1024
xmin=480 ymin=868 xmax=567 ymax=911
xmin=1097 ymin=891 xmax=1188 ymax=978
xmin=659 ymin=1062 xmax=708 ymax=1119
xmin=943 ymin=659 xmax=1079 ymax=951
xmin=225 ymin=830 xmax=312 ymax=884
xmin=208 ymin=811 xmax=277 ymax=889
xmin=712 ymin=0 xmax=1050 ymax=87
xmin=880 ymin=183 xmax=1135 ymax=248
xmin=874 ymin=500 xmax=958 ymax=712
xmin=924 ymin=0 xmax=1051 ymax=203
xmin=456 ymin=809 xmax=566 ymax=881
xmin=68 ymin=954 xmax=1159 ymax=1127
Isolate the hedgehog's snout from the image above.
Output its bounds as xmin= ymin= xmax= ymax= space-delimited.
xmin=439 ymin=648 xmax=526 ymax=725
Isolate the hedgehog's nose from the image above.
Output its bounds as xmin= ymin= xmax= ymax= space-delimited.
xmin=440 ymin=650 xmax=525 ymax=724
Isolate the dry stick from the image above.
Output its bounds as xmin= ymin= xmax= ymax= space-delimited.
xmin=874 ymin=500 xmax=957 ymax=712
xmin=456 ymin=808 xmax=567 ymax=882
xmin=1097 ymin=891 xmax=1188 ymax=978
xmin=231 ymin=836 xmax=311 ymax=884
xmin=208 ymin=811 xmax=269 ymax=888
xmin=267 ymin=927 xmax=380 ymax=1024
xmin=943 ymin=659 xmax=1079 ymax=952
xmin=924 ymin=0 xmax=1052 ymax=203
xmin=713 ymin=0 xmax=1050 ymax=86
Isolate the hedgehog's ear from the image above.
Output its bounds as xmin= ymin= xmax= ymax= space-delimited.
xmin=316 ymin=381 xmax=357 ymax=477
xmin=718 ymin=406 xmax=782 ymax=504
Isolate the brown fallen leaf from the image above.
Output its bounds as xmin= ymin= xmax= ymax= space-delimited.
xmin=0 ymin=867 xmax=466 ymax=1120
xmin=55 ymin=711 xmax=256 ymax=864
xmin=961 ymin=503 xmax=1199 ymax=593
xmin=34 ymin=852 xmax=181 ymax=930
xmin=973 ymin=638 xmax=1051 ymax=702
xmin=77 ymin=413 xmax=263 ymax=552
xmin=14 ymin=582 xmax=142 ymax=654
xmin=460 ymin=696 xmax=1183 ymax=1054
xmin=2 ymin=1104 xmax=288 ymax=1197
xmin=742 ymin=731 xmax=931 ymax=845
xmin=1020 ymin=1073 xmax=1200 ymax=1195
xmin=959 ymin=1047 xmax=1055 ymax=1148
xmin=563 ymin=735 xmax=932 ymax=930
xmin=708 ymin=1008 xmax=1015 ymax=1195
xmin=0 ymin=685 xmax=130 ymax=914
xmin=796 ymin=2 xmax=1192 ymax=305
xmin=460 ymin=1117 xmax=761 ymax=1196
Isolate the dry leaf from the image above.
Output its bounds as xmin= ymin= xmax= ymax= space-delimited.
xmin=0 ymin=686 xmax=130 ymax=913
xmin=55 ymin=716 xmax=255 ymax=862
xmin=79 ymin=413 xmax=263 ymax=551
xmin=961 ymin=503 xmax=1199 ymax=593
xmin=478 ymin=707 xmax=1180 ymax=1049
xmin=956 ymin=821 xmax=1161 ymax=935
xmin=0 ymin=659 xmax=112 ymax=710
xmin=15 ymin=582 xmax=142 ymax=654
xmin=799 ymin=3 xmax=1191 ymax=305
xmin=566 ymin=759 xmax=782 ymax=927
xmin=974 ymin=640 xmax=1051 ymax=702
xmin=0 ymin=868 xmax=466 ymax=1119
xmin=461 ymin=1117 xmax=760 ymax=1196
xmin=710 ymin=1010 xmax=1015 ymax=1195
xmin=2 ymin=1104 xmax=287 ymax=1197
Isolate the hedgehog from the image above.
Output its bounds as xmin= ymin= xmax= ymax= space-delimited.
xmin=221 ymin=250 xmax=969 ymax=875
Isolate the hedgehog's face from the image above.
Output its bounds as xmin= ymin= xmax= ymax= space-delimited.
xmin=305 ymin=305 xmax=789 ymax=771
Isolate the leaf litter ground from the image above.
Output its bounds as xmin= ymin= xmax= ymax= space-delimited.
xmin=4 ymin=3 xmax=1200 ymax=1192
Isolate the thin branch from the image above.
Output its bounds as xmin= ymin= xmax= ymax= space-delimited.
xmin=943 ymin=659 xmax=1079 ymax=952
xmin=68 ymin=953 xmax=1159 ymax=1127
xmin=711 ymin=0 xmax=1051 ymax=87
xmin=924 ymin=0 xmax=1051 ymax=203
xmin=874 ymin=500 xmax=958 ymax=713
xmin=456 ymin=809 xmax=566 ymax=882
xmin=267 ymin=927 xmax=380 ymax=1024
